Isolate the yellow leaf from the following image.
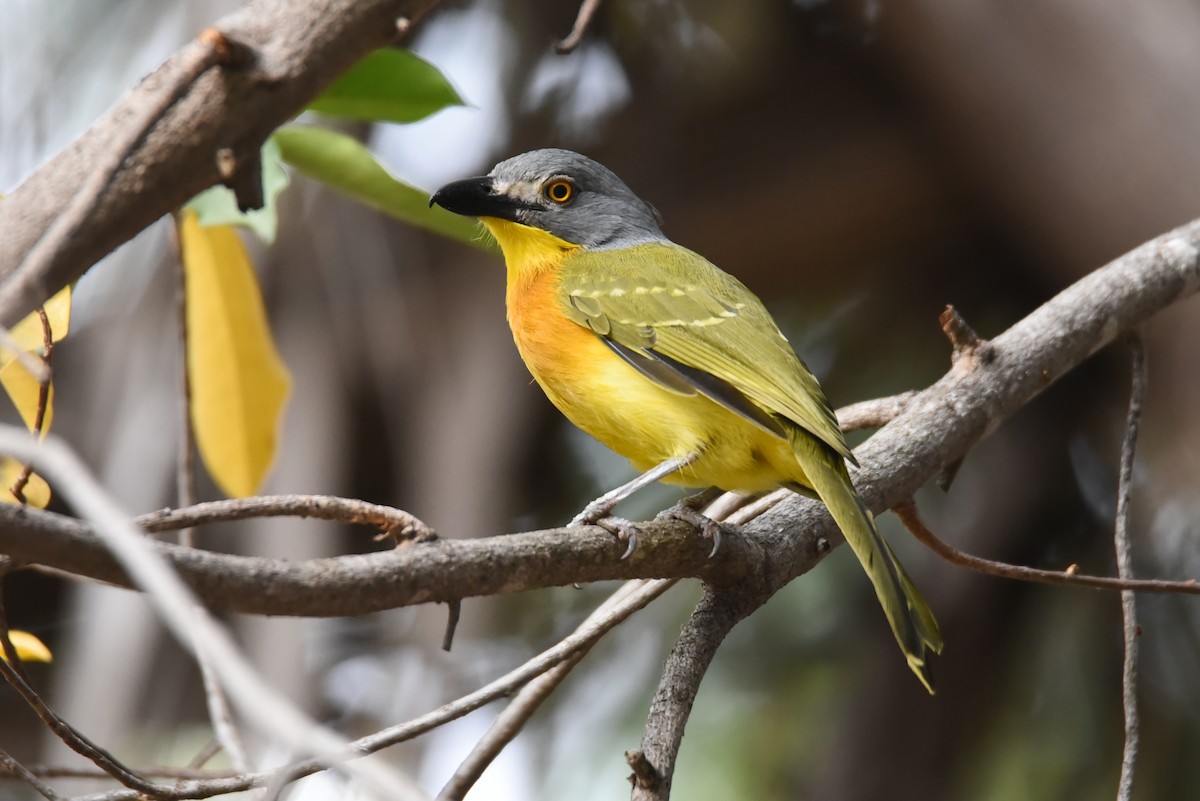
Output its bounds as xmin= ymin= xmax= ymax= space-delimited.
xmin=0 ymin=285 xmax=71 ymax=369
xmin=1 ymin=630 xmax=53 ymax=664
xmin=179 ymin=210 xmax=291 ymax=497
xmin=0 ymin=357 xmax=53 ymax=433
xmin=0 ymin=458 xmax=51 ymax=508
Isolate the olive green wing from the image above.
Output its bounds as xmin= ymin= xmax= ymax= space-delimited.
xmin=559 ymin=243 xmax=854 ymax=462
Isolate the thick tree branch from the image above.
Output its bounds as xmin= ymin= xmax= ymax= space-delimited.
xmin=0 ymin=0 xmax=443 ymax=328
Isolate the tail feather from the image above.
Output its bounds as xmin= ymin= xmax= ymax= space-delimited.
xmin=790 ymin=431 xmax=940 ymax=693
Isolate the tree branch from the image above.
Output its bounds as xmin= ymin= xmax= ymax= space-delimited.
xmin=555 ymin=0 xmax=605 ymax=54
xmin=893 ymin=501 xmax=1197 ymax=595
xmin=0 ymin=0 xmax=444 ymax=328
xmin=1114 ymin=334 xmax=1146 ymax=801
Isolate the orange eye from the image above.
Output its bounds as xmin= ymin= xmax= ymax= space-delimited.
xmin=545 ymin=179 xmax=575 ymax=204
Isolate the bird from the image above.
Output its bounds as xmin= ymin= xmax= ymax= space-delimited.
xmin=430 ymin=148 xmax=942 ymax=691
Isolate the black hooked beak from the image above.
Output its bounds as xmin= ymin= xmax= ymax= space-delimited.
xmin=429 ymin=176 xmax=532 ymax=221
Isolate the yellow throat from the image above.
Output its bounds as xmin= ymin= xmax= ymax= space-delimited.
xmin=481 ymin=217 xmax=580 ymax=286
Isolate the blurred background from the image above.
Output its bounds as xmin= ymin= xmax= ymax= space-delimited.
xmin=2 ymin=1 xmax=1200 ymax=799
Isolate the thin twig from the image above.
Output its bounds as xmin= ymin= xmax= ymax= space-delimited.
xmin=191 ymin=606 xmax=251 ymax=774
xmin=0 ymin=748 xmax=63 ymax=801
xmin=893 ymin=501 xmax=1198 ymax=594
xmin=555 ymin=0 xmax=604 ymax=53
xmin=186 ymin=739 xmax=224 ymax=771
xmin=136 ymin=494 xmax=434 ymax=540
xmin=172 ymin=219 xmax=199 ymax=548
xmin=441 ymin=599 xmax=461 ymax=651
xmin=1114 ymin=334 xmax=1145 ymax=801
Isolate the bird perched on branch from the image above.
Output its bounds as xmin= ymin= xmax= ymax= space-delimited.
xmin=430 ymin=149 xmax=942 ymax=691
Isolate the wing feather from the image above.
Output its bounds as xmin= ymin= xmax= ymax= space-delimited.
xmin=559 ymin=243 xmax=854 ymax=462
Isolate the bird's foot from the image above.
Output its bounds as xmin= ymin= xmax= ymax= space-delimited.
xmin=660 ymin=502 xmax=725 ymax=559
xmin=570 ymin=504 xmax=640 ymax=560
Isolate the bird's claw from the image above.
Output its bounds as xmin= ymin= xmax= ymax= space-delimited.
xmin=570 ymin=507 xmax=640 ymax=560
xmin=661 ymin=503 xmax=724 ymax=558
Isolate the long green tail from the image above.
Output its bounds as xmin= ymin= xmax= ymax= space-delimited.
xmin=790 ymin=432 xmax=943 ymax=692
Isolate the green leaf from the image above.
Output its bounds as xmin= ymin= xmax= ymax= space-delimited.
xmin=187 ymin=138 xmax=289 ymax=244
xmin=274 ymin=125 xmax=491 ymax=250
xmin=308 ymin=49 xmax=463 ymax=124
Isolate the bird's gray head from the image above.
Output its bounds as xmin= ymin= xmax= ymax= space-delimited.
xmin=430 ymin=149 xmax=665 ymax=250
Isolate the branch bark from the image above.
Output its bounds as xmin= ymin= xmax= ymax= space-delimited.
xmin=0 ymin=0 xmax=442 ymax=328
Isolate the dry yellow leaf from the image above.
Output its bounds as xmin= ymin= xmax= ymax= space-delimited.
xmin=1 ymin=630 xmax=53 ymax=664
xmin=0 ymin=357 xmax=53 ymax=433
xmin=0 ymin=458 xmax=51 ymax=508
xmin=179 ymin=210 xmax=291 ymax=498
